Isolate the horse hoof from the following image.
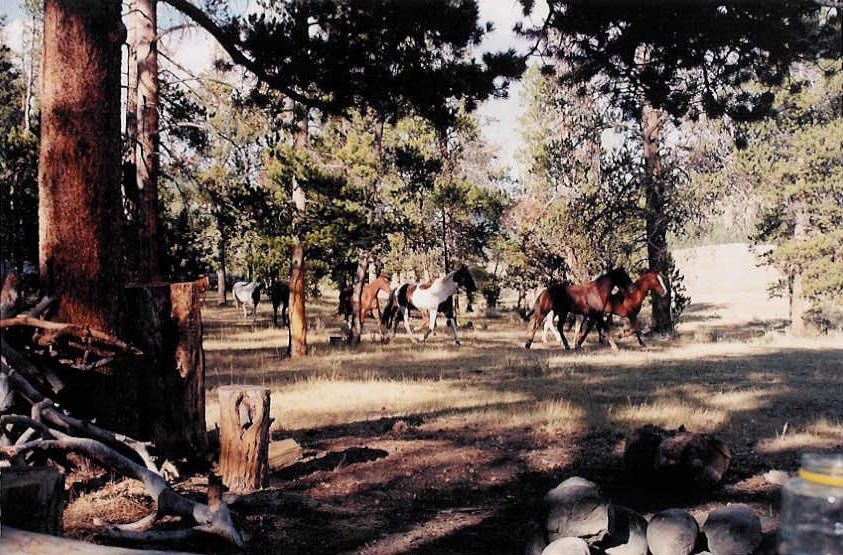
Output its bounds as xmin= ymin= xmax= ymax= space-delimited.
xmin=455 ymin=341 xmax=461 ymax=347
xmin=524 ymin=342 xmax=532 ymax=349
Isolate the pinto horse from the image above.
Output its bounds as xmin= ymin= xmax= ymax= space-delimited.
xmin=381 ymin=265 xmax=477 ymax=346
xmin=338 ymin=275 xmax=393 ymax=330
xmin=573 ymin=269 xmax=667 ymax=349
xmin=524 ymin=268 xmax=633 ymax=350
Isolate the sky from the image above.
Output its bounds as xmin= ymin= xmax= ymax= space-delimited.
xmin=1 ymin=0 xmax=546 ymax=177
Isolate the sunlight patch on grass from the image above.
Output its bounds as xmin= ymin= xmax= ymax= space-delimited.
xmin=425 ymin=398 xmax=587 ymax=435
xmin=611 ymin=400 xmax=726 ymax=432
xmin=206 ymin=378 xmax=529 ymax=432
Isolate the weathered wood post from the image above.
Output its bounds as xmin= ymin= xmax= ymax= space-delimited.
xmin=0 ymin=468 xmax=65 ymax=535
xmin=218 ymin=385 xmax=271 ymax=492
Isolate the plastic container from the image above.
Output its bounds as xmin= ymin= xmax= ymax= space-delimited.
xmin=779 ymin=453 xmax=843 ymax=554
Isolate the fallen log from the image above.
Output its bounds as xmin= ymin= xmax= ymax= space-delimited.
xmin=269 ymin=438 xmax=302 ymax=471
xmin=1 ymin=353 xmax=158 ymax=473
xmin=0 ymin=436 xmax=244 ymax=546
xmin=1 ymin=526 xmax=197 ymax=554
xmin=0 ymin=468 xmax=65 ymax=535
xmin=0 ymin=315 xmax=143 ymax=356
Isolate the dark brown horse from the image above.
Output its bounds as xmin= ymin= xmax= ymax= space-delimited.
xmin=574 ymin=269 xmax=667 ymax=349
xmin=524 ymin=268 xmax=634 ymax=350
xmin=338 ymin=275 xmax=392 ymax=330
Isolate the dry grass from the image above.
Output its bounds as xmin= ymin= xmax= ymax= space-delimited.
xmin=63 ymin=244 xmax=842 ymax=554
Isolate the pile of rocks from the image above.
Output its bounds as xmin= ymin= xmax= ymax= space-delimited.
xmin=526 ymin=477 xmax=765 ymax=555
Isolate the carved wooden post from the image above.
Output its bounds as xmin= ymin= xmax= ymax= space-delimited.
xmin=218 ymin=386 xmax=271 ymax=492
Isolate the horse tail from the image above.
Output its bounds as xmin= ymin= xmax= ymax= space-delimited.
xmin=380 ymin=287 xmax=398 ymax=329
xmin=520 ymin=290 xmax=544 ymax=322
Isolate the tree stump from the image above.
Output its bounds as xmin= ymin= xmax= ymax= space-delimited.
xmin=123 ymin=282 xmax=208 ymax=456
xmin=218 ymin=386 xmax=271 ymax=492
xmin=0 ymin=468 xmax=65 ymax=535
xmin=624 ymin=425 xmax=731 ymax=490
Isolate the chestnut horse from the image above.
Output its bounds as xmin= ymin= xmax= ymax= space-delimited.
xmin=338 ymin=275 xmax=393 ymax=330
xmin=196 ymin=275 xmax=210 ymax=304
xmin=573 ymin=269 xmax=667 ymax=349
xmin=524 ymin=268 xmax=633 ymax=350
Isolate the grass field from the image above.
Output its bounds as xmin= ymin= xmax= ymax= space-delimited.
xmin=64 ymin=243 xmax=842 ymax=554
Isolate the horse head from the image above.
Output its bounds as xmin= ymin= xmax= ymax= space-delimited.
xmin=645 ymin=270 xmax=668 ymax=297
xmin=454 ymin=265 xmax=477 ymax=293
xmin=375 ymin=275 xmax=392 ymax=293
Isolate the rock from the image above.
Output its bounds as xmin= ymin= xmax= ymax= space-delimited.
xmin=646 ymin=508 xmax=699 ymax=555
xmin=525 ymin=523 xmax=548 ymax=555
xmin=703 ymin=504 xmax=762 ymax=555
xmin=541 ymin=537 xmax=590 ymax=555
xmin=544 ymin=477 xmax=611 ymax=543
xmin=604 ymin=505 xmax=648 ymax=555
xmin=763 ymin=469 xmax=789 ymax=486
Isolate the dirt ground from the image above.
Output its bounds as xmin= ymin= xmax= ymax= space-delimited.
xmin=63 ymin=244 xmax=843 ymax=554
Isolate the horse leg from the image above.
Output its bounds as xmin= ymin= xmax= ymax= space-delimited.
xmin=402 ymin=307 xmax=416 ymax=341
xmin=542 ymin=310 xmax=557 ymax=343
xmin=630 ymin=317 xmax=646 ymax=347
xmin=422 ymin=310 xmax=437 ymax=342
xmin=524 ymin=310 xmax=543 ymax=349
xmin=576 ymin=318 xmax=595 ymax=349
xmin=444 ymin=304 xmax=460 ymax=346
xmin=598 ymin=317 xmax=618 ymax=350
xmin=555 ymin=314 xmax=571 ymax=350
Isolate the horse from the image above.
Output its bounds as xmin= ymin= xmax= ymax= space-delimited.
xmin=381 ymin=265 xmax=477 ymax=346
xmin=268 ymin=280 xmax=290 ymax=327
xmin=524 ymin=268 xmax=634 ymax=350
xmin=573 ymin=269 xmax=667 ymax=349
xmin=338 ymin=275 xmax=392 ymax=330
xmin=196 ymin=275 xmax=210 ymax=304
xmin=232 ymin=281 xmax=261 ymax=320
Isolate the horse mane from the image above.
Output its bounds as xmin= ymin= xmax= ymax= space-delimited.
xmin=599 ymin=268 xmax=633 ymax=287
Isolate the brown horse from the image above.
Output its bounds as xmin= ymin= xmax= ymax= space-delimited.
xmin=338 ymin=275 xmax=393 ymax=330
xmin=524 ymin=268 xmax=633 ymax=350
xmin=574 ymin=269 xmax=667 ymax=349
xmin=196 ymin=275 xmax=210 ymax=304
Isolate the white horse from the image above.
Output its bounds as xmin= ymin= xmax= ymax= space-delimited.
xmin=232 ymin=281 xmax=261 ymax=320
xmin=381 ymin=265 xmax=477 ymax=346
xmin=542 ymin=310 xmax=585 ymax=344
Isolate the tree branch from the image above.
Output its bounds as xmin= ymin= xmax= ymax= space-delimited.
xmin=161 ymin=0 xmax=332 ymax=110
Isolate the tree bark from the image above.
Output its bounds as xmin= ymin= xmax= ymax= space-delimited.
xmin=215 ymin=213 xmax=227 ymax=305
xmin=789 ymin=200 xmax=809 ymax=335
xmin=288 ymin=106 xmax=308 ymax=357
xmin=135 ymin=0 xmax=162 ymax=281
xmin=39 ymin=0 xmax=125 ymax=336
xmin=349 ymin=250 xmax=369 ymax=346
xmin=218 ymin=385 xmax=271 ymax=493
xmin=642 ymin=103 xmax=672 ymax=332
xmin=123 ymin=0 xmax=140 ymax=279
xmin=123 ymin=282 xmax=208 ymax=456
xmin=0 ymin=468 xmax=65 ymax=535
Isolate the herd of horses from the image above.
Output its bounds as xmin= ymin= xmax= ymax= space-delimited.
xmin=204 ymin=265 xmax=667 ymax=350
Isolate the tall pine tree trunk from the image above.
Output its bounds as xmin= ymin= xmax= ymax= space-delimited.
xmin=39 ymin=0 xmax=125 ymax=335
xmin=135 ymin=0 xmax=162 ymax=281
xmin=288 ymin=106 xmax=308 ymax=357
xmin=123 ymin=0 xmax=140 ymax=279
xmin=349 ymin=119 xmax=384 ymax=346
xmin=215 ymin=213 xmax=227 ymax=305
xmin=642 ymin=103 xmax=672 ymax=332
xmin=789 ymin=200 xmax=809 ymax=335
